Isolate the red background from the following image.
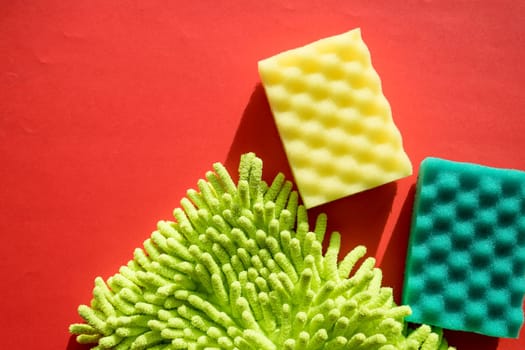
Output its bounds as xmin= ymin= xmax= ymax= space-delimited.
xmin=1 ymin=1 xmax=524 ymax=349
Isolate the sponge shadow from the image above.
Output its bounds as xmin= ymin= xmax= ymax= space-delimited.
xmin=380 ymin=184 xmax=416 ymax=301
xmin=226 ymin=84 xmax=396 ymax=259
xmin=443 ymin=329 xmax=499 ymax=350
xmin=225 ymin=84 xmax=293 ymax=183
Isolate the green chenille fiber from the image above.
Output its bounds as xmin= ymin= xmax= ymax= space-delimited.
xmin=70 ymin=153 xmax=454 ymax=350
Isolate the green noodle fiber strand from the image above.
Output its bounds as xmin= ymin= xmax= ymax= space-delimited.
xmin=70 ymin=152 xmax=454 ymax=350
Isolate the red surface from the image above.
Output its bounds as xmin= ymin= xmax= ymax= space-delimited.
xmin=1 ymin=1 xmax=524 ymax=349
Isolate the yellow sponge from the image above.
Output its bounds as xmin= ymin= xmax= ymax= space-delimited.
xmin=258 ymin=28 xmax=412 ymax=208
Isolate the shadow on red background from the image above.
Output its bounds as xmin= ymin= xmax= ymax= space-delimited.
xmin=225 ymin=84 xmax=294 ymax=183
xmin=226 ymin=84 xmax=396 ymax=262
xmin=66 ymin=335 xmax=90 ymax=350
xmin=444 ymin=329 xmax=500 ymax=350
xmin=380 ymin=184 xmax=416 ymax=301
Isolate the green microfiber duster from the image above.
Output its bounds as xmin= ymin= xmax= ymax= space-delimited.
xmin=70 ymin=152 xmax=453 ymax=350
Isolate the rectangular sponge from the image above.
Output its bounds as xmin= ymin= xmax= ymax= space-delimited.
xmin=258 ymin=28 xmax=412 ymax=208
xmin=403 ymin=157 xmax=525 ymax=338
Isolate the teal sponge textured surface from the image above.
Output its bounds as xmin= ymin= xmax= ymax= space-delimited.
xmin=403 ymin=157 xmax=525 ymax=338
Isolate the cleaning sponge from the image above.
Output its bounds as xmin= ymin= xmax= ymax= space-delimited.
xmin=70 ymin=153 xmax=453 ymax=349
xmin=403 ymin=157 xmax=525 ymax=338
xmin=258 ymin=28 xmax=412 ymax=208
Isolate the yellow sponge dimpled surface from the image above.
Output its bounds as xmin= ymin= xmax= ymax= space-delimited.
xmin=258 ymin=28 xmax=412 ymax=208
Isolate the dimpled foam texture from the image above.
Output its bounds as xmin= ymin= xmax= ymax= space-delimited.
xmin=403 ymin=157 xmax=525 ymax=338
xmin=258 ymin=28 xmax=412 ymax=209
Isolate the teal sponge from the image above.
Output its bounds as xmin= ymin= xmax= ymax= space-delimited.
xmin=403 ymin=157 xmax=525 ymax=338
